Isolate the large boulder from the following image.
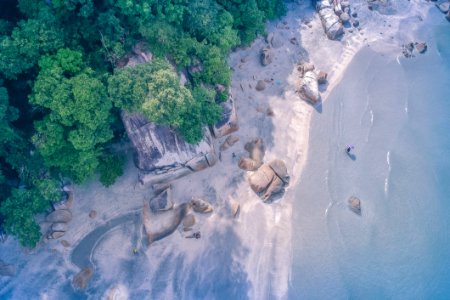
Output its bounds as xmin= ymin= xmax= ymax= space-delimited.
xmin=73 ymin=267 xmax=94 ymax=290
xmin=244 ymin=138 xmax=265 ymax=164
xmin=238 ymin=157 xmax=262 ymax=171
xmin=260 ymin=47 xmax=273 ymax=66
xmin=317 ymin=1 xmax=344 ymax=40
xmin=46 ymin=209 xmax=72 ymax=223
xmin=149 ymin=186 xmax=174 ymax=213
xmin=219 ymin=135 xmax=239 ymax=152
xmin=299 ymin=71 xmax=320 ymax=104
xmin=249 ymin=160 xmax=289 ymax=202
xmin=212 ymin=96 xmax=239 ymax=138
xmin=190 ymin=198 xmax=213 ymax=214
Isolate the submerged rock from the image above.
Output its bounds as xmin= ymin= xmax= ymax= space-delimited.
xmin=0 ymin=259 xmax=16 ymax=277
xmin=149 ymin=186 xmax=174 ymax=213
xmin=348 ymin=196 xmax=362 ymax=215
xmin=46 ymin=209 xmax=72 ymax=223
xmin=190 ymin=198 xmax=213 ymax=214
xmin=73 ymin=267 xmax=94 ymax=290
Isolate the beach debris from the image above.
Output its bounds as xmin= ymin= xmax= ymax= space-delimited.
xmin=260 ymin=47 xmax=273 ymax=66
xmin=88 ymin=210 xmax=97 ymax=219
xmin=149 ymin=185 xmax=174 ymax=213
xmin=348 ymin=196 xmax=362 ymax=215
xmin=72 ymin=267 xmax=94 ymax=290
xmin=255 ymin=80 xmax=266 ymax=91
xmin=190 ymin=198 xmax=213 ymax=214
xmin=0 ymin=259 xmax=16 ymax=277
xmin=220 ymin=134 xmax=240 ymax=152
xmin=182 ymin=214 xmax=196 ymax=231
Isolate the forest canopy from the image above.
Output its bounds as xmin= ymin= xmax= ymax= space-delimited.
xmin=0 ymin=0 xmax=285 ymax=247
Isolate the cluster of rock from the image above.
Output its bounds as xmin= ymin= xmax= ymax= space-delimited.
xmin=143 ymin=185 xmax=221 ymax=244
xmin=120 ymin=47 xmax=238 ymax=187
xmin=402 ymin=42 xmax=428 ymax=58
xmin=434 ymin=1 xmax=450 ymax=21
xmin=316 ymin=0 xmax=357 ymax=39
xmin=238 ymin=138 xmax=289 ymax=202
xmin=297 ymin=61 xmax=327 ymax=105
xmin=45 ymin=186 xmax=74 ymax=240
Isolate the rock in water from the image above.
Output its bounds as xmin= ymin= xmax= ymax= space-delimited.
xmin=46 ymin=209 xmax=72 ymax=223
xmin=149 ymin=186 xmax=174 ymax=213
xmin=190 ymin=198 xmax=213 ymax=214
xmin=220 ymin=135 xmax=239 ymax=152
xmin=255 ymin=80 xmax=266 ymax=91
xmin=299 ymin=71 xmax=320 ymax=104
xmin=260 ymin=47 xmax=273 ymax=66
xmin=415 ymin=42 xmax=427 ymax=54
xmin=348 ymin=196 xmax=362 ymax=215
xmin=437 ymin=2 xmax=450 ymax=13
xmin=182 ymin=214 xmax=196 ymax=231
xmin=73 ymin=267 xmax=93 ymax=290
xmin=0 ymin=259 xmax=16 ymax=277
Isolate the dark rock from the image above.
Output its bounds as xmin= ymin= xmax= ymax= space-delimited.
xmin=352 ymin=12 xmax=358 ymax=18
xmin=260 ymin=47 xmax=273 ymax=66
xmin=46 ymin=209 xmax=72 ymax=223
xmin=353 ymin=20 xmax=360 ymax=27
xmin=317 ymin=71 xmax=328 ymax=84
xmin=415 ymin=42 xmax=427 ymax=54
xmin=89 ymin=210 xmax=97 ymax=219
xmin=190 ymin=198 xmax=213 ymax=214
xmin=255 ymin=80 xmax=266 ymax=91
xmin=212 ymin=96 xmax=239 ymax=138
xmin=0 ymin=260 xmax=16 ymax=277
xmin=266 ymin=107 xmax=275 ymax=117
xmin=150 ymin=187 xmax=174 ymax=213
xmin=348 ymin=196 xmax=361 ymax=215
xmin=289 ymin=37 xmax=299 ymax=45
xmin=73 ymin=267 xmax=93 ymax=290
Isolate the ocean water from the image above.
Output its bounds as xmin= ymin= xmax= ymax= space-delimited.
xmin=289 ymin=17 xmax=450 ymax=299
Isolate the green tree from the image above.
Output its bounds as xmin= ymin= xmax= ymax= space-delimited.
xmin=98 ymin=154 xmax=125 ymax=187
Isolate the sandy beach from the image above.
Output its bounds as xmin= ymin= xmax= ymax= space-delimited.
xmin=0 ymin=0 xmax=438 ymax=298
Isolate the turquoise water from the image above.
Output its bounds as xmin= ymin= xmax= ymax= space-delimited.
xmin=290 ymin=20 xmax=450 ymax=299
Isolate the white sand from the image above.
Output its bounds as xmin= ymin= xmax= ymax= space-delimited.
xmin=0 ymin=0 xmax=435 ymax=298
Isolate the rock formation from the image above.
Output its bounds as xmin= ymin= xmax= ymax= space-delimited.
xmin=219 ymin=135 xmax=239 ymax=152
xmin=212 ymin=95 xmax=239 ymax=138
xmin=149 ymin=186 xmax=174 ymax=213
xmin=299 ymin=71 xmax=320 ymax=104
xmin=73 ymin=267 xmax=94 ymax=290
xmin=238 ymin=138 xmax=265 ymax=171
xmin=248 ymin=159 xmax=289 ymax=202
xmin=316 ymin=0 xmax=344 ymax=40
xmin=348 ymin=196 xmax=361 ymax=215
xmin=260 ymin=47 xmax=273 ymax=66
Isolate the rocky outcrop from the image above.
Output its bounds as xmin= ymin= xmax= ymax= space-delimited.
xmin=149 ymin=186 xmax=174 ymax=213
xmin=238 ymin=138 xmax=265 ymax=171
xmin=316 ymin=0 xmax=344 ymax=40
xmin=122 ymin=112 xmax=218 ymax=186
xmin=248 ymin=159 xmax=289 ymax=202
xmin=299 ymin=71 xmax=320 ymax=104
xmin=219 ymin=135 xmax=239 ymax=152
xmin=348 ymin=196 xmax=361 ymax=215
xmin=73 ymin=267 xmax=94 ymax=290
xmin=190 ymin=198 xmax=213 ymax=214
xmin=212 ymin=95 xmax=239 ymax=138
xmin=260 ymin=47 xmax=273 ymax=66
xmin=415 ymin=42 xmax=427 ymax=54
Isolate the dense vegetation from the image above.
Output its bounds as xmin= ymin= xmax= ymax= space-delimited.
xmin=0 ymin=0 xmax=285 ymax=247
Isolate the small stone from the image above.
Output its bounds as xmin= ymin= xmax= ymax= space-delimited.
xmin=60 ymin=240 xmax=70 ymax=247
xmin=266 ymin=107 xmax=275 ymax=117
xmin=49 ymin=231 xmax=65 ymax=239
xmin=255 ymin=80 xmax=266 ymax=91
xmin=89 ymin=210 xmax=97 ymax=219
xmin=289 ymin=37 xmax=299 ymax=45
xmin=190 ymin=198 xmax=213 ymax=214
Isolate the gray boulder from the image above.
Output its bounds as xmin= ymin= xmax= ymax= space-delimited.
xmin=255 ymin=80 xmax=266 ymax=91
xmin=49 ymin=231 xmax=65 ymax=239
xmin=348 ymin=196 xmax=361 ymax=215
xmin=190 ymin=198 xmax=213 ymax=214
xmin=269 ymin=32 xmax=284 ymax=48
xmin=260 ymin=47 xmax=273 ymax=66
xmin=46 ymin=209 xmax=72 ymax=223
xmin=150 ymin=186 xmax=174 ymax=213
xmin=249 ymin=160 xmax=289 ymax=202
xmin=51 ymin=222 xmax=68 ymax=232
xmin=415 ymin=42 xmax=427 ymax=54
xmin=299 ymin=71 xmax=320 ymax=104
